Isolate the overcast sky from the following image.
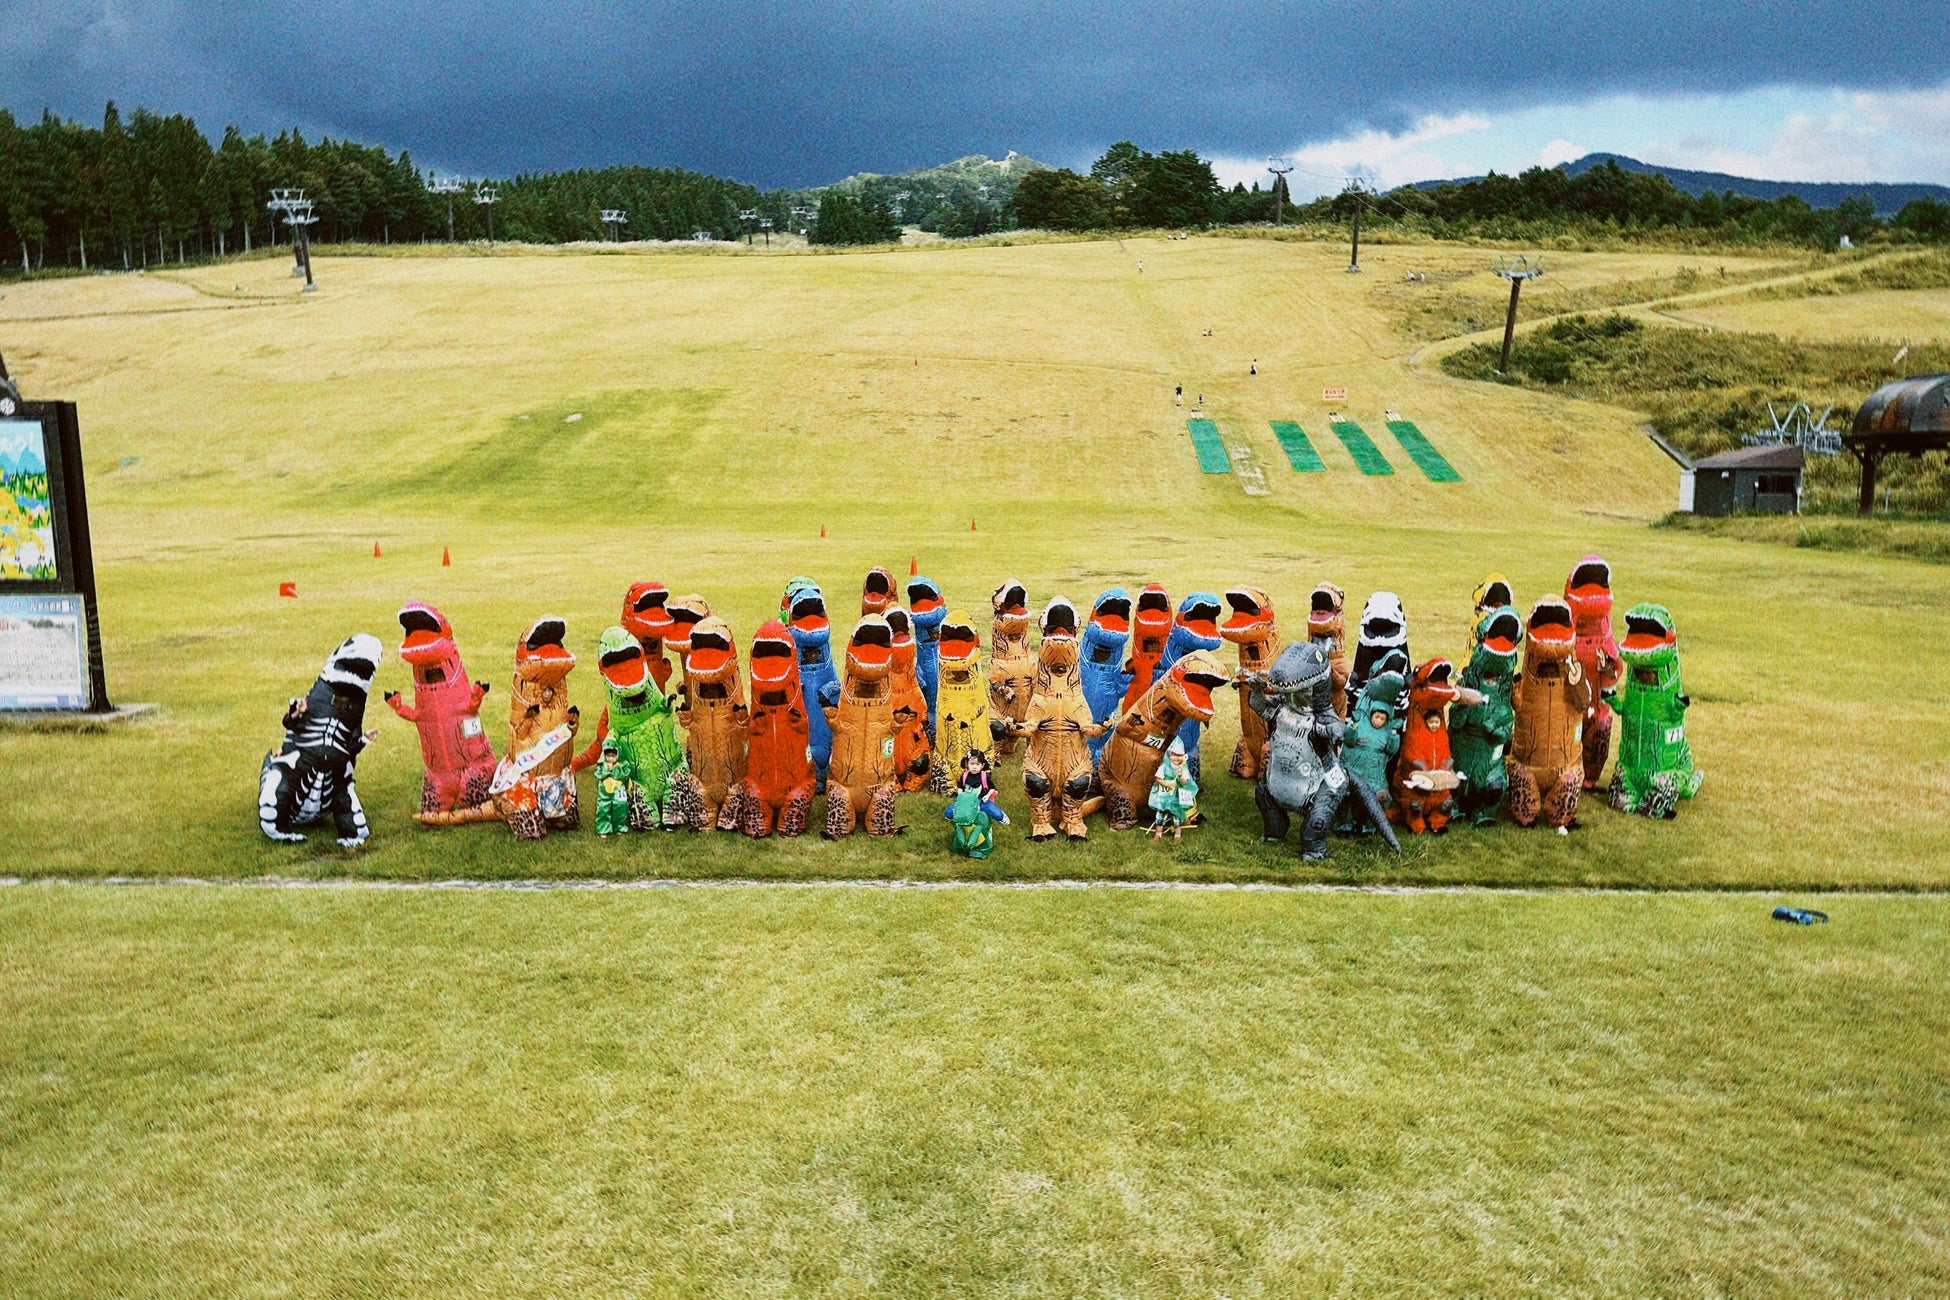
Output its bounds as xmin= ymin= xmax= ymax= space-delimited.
xmin=5 ymin=1 xmax=1948 ymax=192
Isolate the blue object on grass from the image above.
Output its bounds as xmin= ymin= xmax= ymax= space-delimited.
xmin=1772 ymin=906 xmax=1829 ymax=925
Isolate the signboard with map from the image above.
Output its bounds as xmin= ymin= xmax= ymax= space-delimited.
xmin=0 ymin=418 xmax=56 ymax=581
xmin=0 ymin=594 xmax=89 ymax=709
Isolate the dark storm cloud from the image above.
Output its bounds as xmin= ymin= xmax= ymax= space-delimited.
xmin=4 ymin=0 xmax=1944 ymax=186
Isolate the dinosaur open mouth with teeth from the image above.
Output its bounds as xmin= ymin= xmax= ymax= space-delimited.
xmin=846 ymin=617 xmax=893 ymax=676
xmin=862 ymin=567 xmax=895 ymax=614
xmin=1526 ymin=599 xmax=1576 ymax=653
xmin=938 ymin=615 xmax=979 ymax=663
xmin=664 ymin=596 xmax=709 ymax=653
xmin=1415 ymin=657 xmax=1459 ymax=704
xmin=1090 ymin=591 xmax=1131 ymax=633
xmin=517 ymin=618 xmax=574 ymax=688
xmin=1041 ymin=598 xmax=1079 ymax=640
xmin=1622 ymin=611 xmax=1674 ymax=655
xmin=789 ymin=590 xmax=828 ymax=635
xmin=686 ymin=623 xmax=735 ymax=678
xmin=623 ymin=582 xmax=675 ymax=641
xmin=1176 ymin=664 xmax=1227 ymax=717
xmin=1566 ymin=557 xmax=1613 ymax=618
xmin=1178 ymin=595 xmax=1222 ymax=640
xmin=397 ymin=604 xmax=452 ymax=664
xmin=1480 ymin=609 xmax=1523 ymax=657
xmin=1221 ymin=587 xmax=1272 ymax=640
xmin=749 ymin=624 xmax=796 ymax=690
xmin=600 ymin=638 xmax=650 ymax=690
xmin=905 ymin=578 xmax=943 ymax=616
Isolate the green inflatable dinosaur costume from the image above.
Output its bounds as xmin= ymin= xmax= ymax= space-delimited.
xmin=1450 ymin=605 xmax=1523 ymax=827
xmin=1609 ymin=603 xmax=1703 ymax=818
xmin=573 ymin=625 xmax=693 ymax=829
xmin=947 ymin=786 xmax=997 ymax=859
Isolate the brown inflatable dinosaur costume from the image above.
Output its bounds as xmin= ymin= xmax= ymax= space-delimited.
xmin=823 ymin=615 xmax=905 ymax=838
xmin=1221 ymin=586 xmax=1282 ymax=780
xmin=663 ymin=593 xmax=710 ymax=697
xmin=416 ymin=616 xmax=581 ymax=839
xmin=1506 ymin=597 xmax=1592 ymax=830
xmin=1098 ymin=648 xmax=1228 ymax=831
xmin=1306 ymin=581 xmax=1350 ymax=718
xmin=988 ymin=580 xmax=1034 ymax=756
xmin=1013 ymin=598 xmax=1106 ymax=841
xmin=861 ymin=566 xmax=897 ymax=617
xmin=673 ymin=614 xmax=748 ymax=831
xmin=739 ymin=620 xmax=816 ymax=838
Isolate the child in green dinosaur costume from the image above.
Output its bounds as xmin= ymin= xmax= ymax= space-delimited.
xmin=945 ymin=785 xmax=997 ymax=859
xmin=1339 ymin=657 xmax=1407 ymax=832
xmin=1450 ymin=605 xmax=1523 ymax=827
xmin=591 ymin=737 xmax=636 ymax=837
xmin=573 ymin=626 xmax=692 ymax=830
xmin=1609 ymin=603 xmax=1703 ymax=818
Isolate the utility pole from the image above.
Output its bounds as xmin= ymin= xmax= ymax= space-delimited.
xmin=1341 ymin=174 xmax=1371 ymax=273
xmin=429 ymin=176 xmax=464 ymax=242
xmin=1266 ymin=158 xmax=1293 ymax=228
xmin=1493 ymin=257 xmax=1544 ymax=374
xmin=475 ymin=184 xmax=499 ymax=248
xmin=601 ymin=209 xmax=627 ymax=243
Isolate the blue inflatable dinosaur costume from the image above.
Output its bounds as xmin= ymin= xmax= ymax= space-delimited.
xmin=906 ymin=575 xmax=946 ymax=738
xmin=1079 ymin=588 xmax=1133 ymax=763
xmin=1160 ymin=592 xmax=1223 ymax=781
xmin=784 ymin=581 xmax=839 ymax=791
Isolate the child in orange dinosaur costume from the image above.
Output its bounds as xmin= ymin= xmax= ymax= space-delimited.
xmin=1390 ymin=657 xmax=1481 ymax=835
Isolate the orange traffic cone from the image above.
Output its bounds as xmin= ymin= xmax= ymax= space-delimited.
xmin=441 ymin=546 xmax=451 ymax=567
xmin=909 ymin=556 xmax=918 ymax=575
xmin=373 ymin=541 xmax=382 ymax=558
xmin=278 ymin=582 xmax=297 ymax=598
xmin=819 ymin=524 xmax=826 ymax=538
xmin=970 ymin=518 xmax=978 ymax=532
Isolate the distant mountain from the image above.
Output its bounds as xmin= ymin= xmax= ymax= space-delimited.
xmin=1412 ymin=153 xmax=1950 ymax=217
xmin=808 ymin=152 xmax=1049 ymax=196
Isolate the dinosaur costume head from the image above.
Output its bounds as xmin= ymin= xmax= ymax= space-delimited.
xmin=1358 ymin=592 xmax=1407 ymax=653
xmin=939 ymin=611 xmax=981 ymax=678
xmin=845 ymin=615 xmax=894 ymax=683
xmin=516 ymin=617 xmax=575 ymax=691
xmin=684 ymin=616 xmax=738 ymax=686
xmin=1131 ymin=584 xmax=1174 ymax=657
xmin=397 ymin=603 xmax=461 ymax=683
xmin=862 ymin=567 xmax=897 ymax=617
xmin=1307 ymin=582 xmax=1346 ymax=641
xmin=748 ymin=620 xmax=800 ymax=707
xmin=1171 ymin=593 xmax=1223 ymax=649
xmin=1523 ymin=597 xmax=1577 ymax=673
xmin=1473 ymin=574 xmax=1516 ymax=622
xmin=1221 ymin=587 xmax=1276 ymax=648
xmin=1470 ymin=606 xmax=1524 ymax=679
xmin=1409 ymin=657 xmax=1460 ymax=715
xmin=1084 ymin=589 xmax=1131 ymax=666
xmin=991 ymin=580 xmax=1030 ymax=637
xmin=320 ymin=633 xmax=383 ymax=701
xmin=885 ymin=606 xmax=918 ymax=674
xmin=622 ymin=582 xmax=676 ymax=645
xmin=1263 ymin=639 xmax=1332 ymax=706
xmin=787 ymin=585 xmax=830 ymax=646
xmin=1037 ymin=597 xmax=1082 ymax=672
xmin=906 ymin=577 xmax=945 ymax=628
xmin=1619 ymin=603 xmax=1679 ymax=679
xmin=1162 ymin=650 xmax=1228 ymax=723
xmin=779 ymin=577 xmax=819 ymax=622
xmin=664 ymin=595 xmax=711 ymax=658
xmin=1564 ymin=555 xmax=1614 ymax=629
xmin=597 ymin=625 xmax=653 ymax=695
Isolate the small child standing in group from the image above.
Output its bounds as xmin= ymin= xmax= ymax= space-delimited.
xmin=957 ymin=751 xmax=1009 ymax=825
xmin=592 ymin=737 xmax=636 ymax=837
xmin=1148 ymin=737 xmax=1199 ymax=841
xmin=945 ymin=751 xmax=1009 ymax=860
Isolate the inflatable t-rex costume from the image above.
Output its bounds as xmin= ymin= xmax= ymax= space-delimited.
xmin=824 ymin=615 xmax=906 ymax=838
xmin=385 ymin=602 xmax=495 ymax=815
xmin=663 ymin=593 xmax=711 ymax=697
xmin=1449 ymin=606 xmax=1523 ymax=827
xmin=622 ymin=581 xmax=677 ymax=691
xmin=1097 ymin=649 xmax=1228 ymax=831
xmin=1306 ymin=582 xmax=1350 ymax=718
xmin=780 ymin=576 xmax=819 ymax=621
xmin=1566 ymin=555 xmax=1621 ymax=791
xmin=1161 ymin=593 xmax=1223 ymax=780
xmin=1249 ymin=640 xmax=1395 ymax=859
xmin=861 ymin=567 xmax=897 ymax=617
xmin=259 ymin=633 xmax=381 ymax=846
xmin=421 ymin=618 xmax=582 ymax=838
xmin=988 ymin=580 xmax=1034 ymax=755
xmin=1120 ymin=584 xmax=1174 ymax=711
xmin=1079 ymin=589 xmax=1133 ymax=765
xmin=1013 ymin=599 xmax=1107 ymax=841
xmin=571 ymin=626 xmax=690 ymax=831
xmin=884 ymin=606 xmax=936 ymax=792
xmin=1506 ymin=598 xmax=1591 ymax=830
xmin=1471 ymin=574 xmax=1516 ymax=637
xmin=906 ymin=576 xmax=946 ymax=737
xmin=933 ymin=610 xmax=991 ymax=780
xmin=785 ymin=584 xmax=838 ymax=790
xmin=1609 ymin=603 xmax=1703 ymax=818
xmin=1391 ymin=657 xmax=1479 ymax=835
xmin=1222 ymin=586 xmax=1282 ymax=781
xmin=1347 ymin=591 xmax=1409 ymax=708
xmin=673 ymin=615 xmax=749 ymax=831
xmin=1340 ymin=659 xmax=1408 ymax=836
xmin=740 ymin=620 xmax=817 ymax=837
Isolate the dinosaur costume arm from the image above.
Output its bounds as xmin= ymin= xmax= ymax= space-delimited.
xmin=470 ymin=681 xmax=490 ymax=710
xmin=570 ymin=709 xmax=612 ymax=772
xmin=384 ymin=692 xmax=419 ymax=723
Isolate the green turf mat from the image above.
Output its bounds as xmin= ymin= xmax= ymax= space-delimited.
xmin=1268 ymin=421 xmax=1325 ymax=472
xmin=1328 ymin=420 xmax=1393 ymax=476
xmin=1186 ymin=418 xmax=1232 ymax=473
xmin=1386 ymin=419 xmax=1462 ymax=482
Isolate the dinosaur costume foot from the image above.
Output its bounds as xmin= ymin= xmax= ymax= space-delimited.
xmin=927 ymin=754 xmax=951 ymax=797
xmin=824 ymin=784 xmax=856 ymax=839
xmin=1581 ymin=713 xmax=1612 ymax=791
xmin=420 ymin=777 xmax=441 ymax=815
xmin=1642 ymin=773 xmax=1680 ymax=820
xmin=508 ymin=808 xmax=546 ymax=841
xmin=666 ymin=773 xmax=706 ymax=831
xmin=1504 ymin=758 xmax=1542 ymax=828
xmin=1104 ymin=784 xmax=1136 ymax=832
xmin=626 ymin=788 xmax=655 ymax=833
xmin=462 ymin=770 xmax=493 ymax=808
xmin=1542 ymin=766 xmax=1583 ymax=829
xmin=867 ymin=785 xmax=900 ymax=836
xmin=739 ymin=790 xmax=773 ymax=838
xmin=780 ymin=789 xmax=813 ymax=838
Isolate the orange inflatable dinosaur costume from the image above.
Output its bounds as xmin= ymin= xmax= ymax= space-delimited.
xmin=673 ymin=614 xmax=748 ymax=831
xmin=1097 ymin=649 xmax=1229 ymax=831
xmin=1506 ymin=598 xmax=1592 ymax=830
xmin=884 ymin=606 xmax=936 ymax=792
xmin=988 ymin=580 xmax=1034 ymax=755
xmin=1306 ymin=582 xmax=1350 ymax=718
xmin=739 ymin=620 xmax=816 ymax=838
xmin=1120 ymin=584 xmax=1175 ymax=711
xmin=1013 ymin=598 xmax=1107 ymax=840
xmin=1221 ymin=586 xmax=1281 ymax=780
xmin=621 ymin=581 xmax=677 ymax=691
xmin=823 ymin=615 xmax=905 ymax=838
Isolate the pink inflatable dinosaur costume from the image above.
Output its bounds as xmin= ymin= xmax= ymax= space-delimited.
xmin=384 ymin=602 xmax=497 ymax=815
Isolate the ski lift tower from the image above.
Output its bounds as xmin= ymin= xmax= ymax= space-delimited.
xmin=1342 ymin=168 xmax=1376 ymax=272
xmin=790 ymin=205 xmax=813 ymax=236
xmin=1492 ymin=255 xmax=1545 ymax=374
xmin=1266 ymin=158 xmax=1293 ymax=227
xmin=267 ymin=189 xmax=316 ymax=291
xmin=739 ymin=209 xmax=759 ymax=246
xmin=429 ymin=175 xmax=465 ymax=242
xmin=474 ymin=184 xmax=500 ymax=248
xmin=601 ymin=209 xmax=627 ymax=243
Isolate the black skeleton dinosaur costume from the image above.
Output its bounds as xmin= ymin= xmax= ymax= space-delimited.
xmin=259 ymin=634 xmax=382 ymax=846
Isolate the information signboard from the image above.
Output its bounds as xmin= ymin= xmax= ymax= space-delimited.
xmin=0 ymin=594 xmax=89 ymax=709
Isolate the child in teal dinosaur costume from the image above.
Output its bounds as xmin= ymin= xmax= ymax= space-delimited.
xmin=573 ymin=626 xmax=692 ymax=830
xmin=591 ymin=737 xmax=636 ymax=836
xmin=1609 ymin=603 xmax=1703 ymax=818
xmin=1450 ymin=605 xmax=1523 ymax=827
xmin=1339 ymin=657 xmax=1407 ymax=832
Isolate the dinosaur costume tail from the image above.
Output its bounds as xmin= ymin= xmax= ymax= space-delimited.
xmin=415 ymin=802 xmax=504 ymax=827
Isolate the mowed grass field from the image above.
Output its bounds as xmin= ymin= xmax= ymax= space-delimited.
xmin=3 ymin=236 xmax=1949 ymax=1294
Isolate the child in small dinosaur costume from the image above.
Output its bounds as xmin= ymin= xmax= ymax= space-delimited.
xmin=1391 ymin=657 xmax=1480 ymax=835
xmin=1161 ymin=592 xmax=1224 ymax=782
xmin=1609 ymin=603 xmax=1703 ymax=818
xmin=823 ymin=615 xmax=905 ymax=838
xmin=673 ymin=614 xmax=748 ymax=831
xmin=1339 ymin=657 xmax=1408 ymax=840
xmin=1221 ymin=586 xmax=1281 ymax=780
xmin=944 ymin=752 xmax=1007 ymax=859
xmin=987 ymin=580 xmax=1035 ymax=755
xmin=932 ymin=610 xmax=992 ymax=785
xmin=1506 ymin=598 xmax=1591 ymax=831
xmin=1012 ymin=598 xmax=1107 ymax=841
xmin=1097 ymin=650 xmax=1228 ymax=831
xmin=1565 ymin=555 xmax=1621 ymax=791
xmin=1449 ymin=606 xmax=1523 ymax=827
xmin=571 ymin=626 xmax=692 ymax=831
xmin=740 ymin=620 xmax=817 ymax=838
xmin=1306 ymin=582 xmax=1350 ymax=719
xmin=591 ymin=738 xmax=636 ymax=837
xmin=1148 ymin=738 xmax=1199 ymax=842
xmin=385 ymin=602 xmax=496 ymax=816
